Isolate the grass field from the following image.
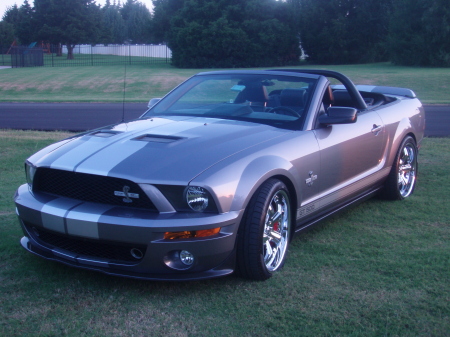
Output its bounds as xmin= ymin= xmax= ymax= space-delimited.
xmin=0 ymin=131 xmax=449 ymax=336
xmin=0 ymin=62 xmax=449 ymax=104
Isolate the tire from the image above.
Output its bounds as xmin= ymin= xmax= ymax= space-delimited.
xmin=382 ymin=136 xmax=418 ymax=200
xmin=237 ymin=179 xmax=292 ymax=280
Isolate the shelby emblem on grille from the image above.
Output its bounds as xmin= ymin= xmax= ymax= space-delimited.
xmin=114 ymin=186 xmax=139 ymax=203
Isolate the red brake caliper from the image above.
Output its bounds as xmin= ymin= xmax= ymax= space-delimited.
xmin=273 ymin=222 xmax=279 ymax=232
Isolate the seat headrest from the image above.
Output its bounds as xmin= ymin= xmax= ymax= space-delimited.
xmin=280 ymin=89 xmax=306 ymax=107
xmin=333 ymin=89 xmax=354 ymax=107
xmin=234 ymin=85 xmax=268 ymax=104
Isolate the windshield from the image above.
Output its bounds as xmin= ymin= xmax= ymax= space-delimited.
xmin=142 ymin=73 xmax=318 ymax=129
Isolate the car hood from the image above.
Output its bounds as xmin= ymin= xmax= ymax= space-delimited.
xmin=30 ymin=116 xmax=291 ymax=184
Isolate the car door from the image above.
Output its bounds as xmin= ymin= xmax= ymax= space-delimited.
xmin=313 ymin=109 xmax=387 ymax=203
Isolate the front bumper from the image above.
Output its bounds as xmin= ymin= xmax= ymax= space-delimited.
xmin=15 ymin=184 xmax=243 ymax=281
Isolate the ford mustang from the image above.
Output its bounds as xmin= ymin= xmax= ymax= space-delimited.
xmin=14 ymin=69 xmax=425 ymax=281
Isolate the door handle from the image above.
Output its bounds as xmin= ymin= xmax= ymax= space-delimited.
xmin=371 ymin=124 xmax=383 ymax=135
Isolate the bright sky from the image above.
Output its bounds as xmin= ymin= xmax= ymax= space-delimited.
xmin=1 ymin=0 xmax=154 ymax=19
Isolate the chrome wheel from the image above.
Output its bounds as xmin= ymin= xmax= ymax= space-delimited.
xmin=237 ymin=179 xmax=292 ymax=280
xmin=382 ymin=136 xmax=418 ymax=200
xmin=263 ymin=190 xmax=290 ymax=272
xmin=397 ymin=143 xmax=417 ymax=198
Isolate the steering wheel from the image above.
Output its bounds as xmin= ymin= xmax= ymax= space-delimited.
xmin=267 ymin=106 xmax=301 ymax=117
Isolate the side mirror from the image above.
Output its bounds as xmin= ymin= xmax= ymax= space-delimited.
xmin=148 ymin=98 xmax=161 ymax=109
xmin=318 ymin=107 xmax=357 ymax=125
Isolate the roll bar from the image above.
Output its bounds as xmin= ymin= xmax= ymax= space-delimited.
xmin=268 ymin=69 xmax=368 ymax=110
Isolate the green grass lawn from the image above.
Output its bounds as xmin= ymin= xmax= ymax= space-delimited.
xmin=0 ymin=62 xmax=449 ymax=104
xmin=0 ymin=131 xmax=449 ymax=336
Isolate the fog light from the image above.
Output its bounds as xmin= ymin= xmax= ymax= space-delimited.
xmin=180 ymin=250 xmax=194 ymax=266
xmin=163 ymin=250 xmax=196 ymax=270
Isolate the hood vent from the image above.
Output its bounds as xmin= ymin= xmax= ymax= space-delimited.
xmin=90 ymin=130 xmax=122 ymax=138
xmin=134 ymin=134 xmax=184 ymax=143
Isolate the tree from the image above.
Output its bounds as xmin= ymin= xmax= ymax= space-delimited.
xmin=121 ymin=0 xmax=152 ymax=43
xmin=166 ymin=0 xmax=300 ymax=68
xmin=2 ymin=1 xmax=35 ymax=45
xmin=389 ymin=0 xmax=450 ymax=66
xmin=151 ymin=0 xmax=184 ymax=43
xmin=33 ymin=0 xmax=102 ymax=59
xmin=299 ymin=0 xmax=391 ymax=64
xmin=0 ymin=21 xmax=16 ymax=46
xmin=2 ymin=4 xmax=21 ymax=24
xmin=101 ymin=0 xmax=126 ymax=44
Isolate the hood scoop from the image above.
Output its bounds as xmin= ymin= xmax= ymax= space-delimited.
xmin=133 ymin=134 xmax=184 ymax=143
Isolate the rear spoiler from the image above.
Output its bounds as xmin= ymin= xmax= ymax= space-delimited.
xmin=333 ymin=84 xmax=416 ymax=98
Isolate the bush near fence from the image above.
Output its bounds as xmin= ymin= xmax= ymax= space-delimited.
xmin=0 ymin=44 xmax=172 ymax=67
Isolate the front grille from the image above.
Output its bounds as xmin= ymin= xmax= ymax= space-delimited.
xmin=26 ymin=223 xmax=146 ymax=264
xmin=33 ymin=168 xmax=157 ymax=211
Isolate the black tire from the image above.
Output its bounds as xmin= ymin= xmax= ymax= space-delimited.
xmin=237 ymin=179 xmax=292 ymax=280
xmin=382 ymin=136 xmax=418 ymax=200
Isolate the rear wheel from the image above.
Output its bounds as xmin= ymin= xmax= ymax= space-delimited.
xmin=237 ymin=179 xmax=292 ymax=280
xmin=382 ymin=136 xmax=418 ymax=200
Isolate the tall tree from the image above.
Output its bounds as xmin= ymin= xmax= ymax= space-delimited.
xmin=389 ymin=0 xmax=450 ymax=66
xmin=299 ymin=0 xmax=391 ymax=64
xmin=121 ymin=0 xmax=152 ymax=43
xmin=151 ymin=0 xmax=184 ymax=43
xmin=2 ymin=1 xmax=35 ymax=45
xmin=2 ymin=4 xmax=20 ymax=24
xmin=33 ymin=0 xmax=102 ymax=59
xmin=0 ymin=21 xmax=16 ymax=46
xmin=166 ymin=0 xmax=299 ymax=68
xmin=101 ymin=1 xmax=126 ymax=44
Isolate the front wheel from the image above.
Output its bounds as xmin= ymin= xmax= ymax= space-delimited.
xmin=237 ymin=179 xmax=292 ymax=280
xmin=382 ymin=136 xmax=418 ymax=200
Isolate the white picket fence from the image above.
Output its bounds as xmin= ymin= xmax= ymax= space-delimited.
xmin=61 ymin=44 xmax=172 ymax=58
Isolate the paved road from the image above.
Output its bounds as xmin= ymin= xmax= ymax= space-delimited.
xmin=0 ymin=103 xmax=448 ymax=136
xmin=422 ymin=105 xmax=450 ymax=137
xmin=0 ymin=103 xmax=147 ymax=132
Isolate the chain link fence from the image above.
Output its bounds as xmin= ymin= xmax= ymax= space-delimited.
xmin=0 ymin=44 xmax=172 ymax=67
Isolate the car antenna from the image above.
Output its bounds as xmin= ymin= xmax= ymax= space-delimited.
xmin=121 ymin=64 xmax=127 ymax=123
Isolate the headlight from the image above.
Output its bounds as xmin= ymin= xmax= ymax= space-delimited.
xmin=186 ymin=186 xmax=209 ymax=212
xmin=25 ymin=162 xmax=37 ymax=188
xmin=155 ymin=185 xmax=218 ymax=213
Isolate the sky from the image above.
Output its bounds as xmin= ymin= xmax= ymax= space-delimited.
xmin=1 ymin=0 xmax=154 ymax=19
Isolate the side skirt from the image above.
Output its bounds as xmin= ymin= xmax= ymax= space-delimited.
xmin=293 ymin=187 xmax=381 ymax=236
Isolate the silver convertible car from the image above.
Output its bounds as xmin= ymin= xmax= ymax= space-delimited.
xmin=14 ymin=70 xmax=425 ymax=281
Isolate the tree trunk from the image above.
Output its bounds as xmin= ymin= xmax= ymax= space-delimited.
xmin=66 ymin=44 xmax=75 ymax=60
xmin=56 ymin=43 xmax=62 ymax=57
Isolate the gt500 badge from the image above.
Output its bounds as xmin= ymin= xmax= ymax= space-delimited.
xmin=114 ymin=186 xmax=139 ymax=203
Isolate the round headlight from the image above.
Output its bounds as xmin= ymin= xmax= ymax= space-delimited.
xmin=186 ymin=186 xmax=209 ymax=212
